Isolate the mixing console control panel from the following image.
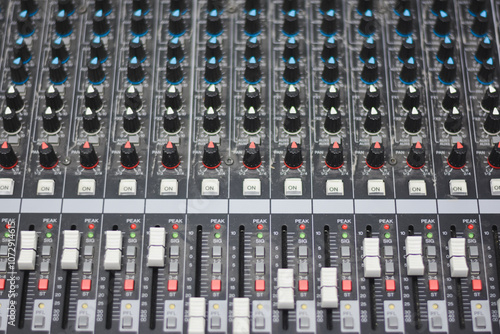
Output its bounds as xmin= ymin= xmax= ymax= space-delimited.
xmin=1 ymin=0 xmax=500 ymax=333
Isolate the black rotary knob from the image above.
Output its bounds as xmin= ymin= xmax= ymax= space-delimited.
xmin=123 ymin=86 xmax=143 ymax=112
xmin=17 ymin=10 xmax=35 ymax=38
xmin=207 ymin=36 xmax=223 ymax=62
xmin=283 ymin=10 xmax=299 ymax=37
xmin=10 ymin=57 xmax=29 ymax=85
xmin=169 ymin=9 xmax=186 ymax=36
xmin=469 ymin=0 xmax=487 ymax=17
xmin=39 ymin=142 xmax=58 ymax=169
xmin=357 ymin=0 xmax=373 ymax=13
xmin=360 ymin=37 xmax=376 ymax=63
xmin=283 ymin=84 xmax=301 ymax=109
xmin=320 ymin=9 xmax=337 ymax=37
xmin=5 ymin=86 xmax=24 ymax=112
xmin=163 ymin=107 xmax=181 ymax=134
xmin=437 ymin=36 xmax=455 ymax=63
xmin=471 ymin=10 xmax=488 ymax=37
xmin=93 ymin=9 xmax=110 ymax=36
xmin=204 ymin=84 xmax=222 ymax=110
xmin=245 ymin=0 xmax=261 ymax=12
xmin=203 ymin=107 xmax=221 ymax=134
xmin=84 ymin=85 xmax=103 ymax=112
xmin=404 ymin=107 xmax=423 ymax=134
xmin=400 ymin=57 xmax=418 ymax=85
xmin=444 ymin=107 xmax=463 ymax=134
xmin=398 ymin=36 xmax=416 ymax=63
xmin=433 ymin=11 xmax=451 ymax=37
xmin=2 ymin=108 xmax=22 ymax=134
xmin=123 ymin=107 xmax=142 ymax=134
xmin=361 ymin=57 xmax=378 ymax=85
xmin=130 ymin=37 xmax=146 ymax=63
xmin=442 ymin=86 xmax=460 ymax=112
xmin=243 ymin=142 xmax=262 ymax=169
xmin=284 ymin=106 xmax=301 ymax=134
xmin=162 ymin=141 xmax=180 ymax=169
xmin=320 ymin=0 xmax=335 ymax=14
xmin=244 ymin=85 xmax=262 ymax=110
xmin=0 ymin=142 xmax=18 ymax=169
xmin=165 ymin=85 xmax=183 ymax=111
xmin=243 ymin=107 xmax=261 ymax=134
xmin=283 ymin=57 xmax=301 ymax=84
xmin=283 ymin=37 xmax=300 ymax=62
xmin=121 ymin=141 xmax=139 ymax=169
xmin=282 ymin=0 xmax=298 ymax=12
xmin=21 ymin=0 xmax=38 ymax=16
xmin=325 ymin=141 xmax=344 ymax=169
xmin=284 ymin=141 xmax=303 ymax=169
xmin=58 ymin=0 xmax=75 ymax=15
xmin=55 ymin=10 xmax=72 ymax=37
xmin=202 ymin=141 xmax=221 ymax=169
xmin=171 ymin=0 xmax=187 ymax=14
xmin=133 ymin=0 xmax=149 ymax=13
xmin=402 ymin=85 xmax=420 ymax=111
xmin=488 ymin=142 xmax=500 ymax=168
xmin=49 ymin=57 xmax=67 ymax=85
xmin=207 ymin=9 xmax=223 ymax=37
xmin=42 ymin=107 xmax=61 ymax=134
xmin=321 ymin=36 xmax=338 ymax=62
xmin=245 ymin=9 xmax=261 ymax=36
xmin=166 ymin=57 xmax=184 ymax=85
xmin=95 ymin=0 xmax=112 ymax=15
xmin=358 ymin=10 xmax=376 ymax=37
xmin=131 ymin=9 xmax=148 ymax=36
xmin=205 ymin=57 xmax=222 ymax=84
xmin=322 ymin=57 xmax=339 ymax=85
xmin=438 ymin=57 xmax=457 ymax=85
xmin=127 ymin=57 xmax=145 ymax=85
xmin=324 ymin=107 xmax=342 ymax=134
xmin=484 ymin=107 xmax=500 ymax=134
xmin=432 ymin=0 xmax=449 ymax=15
xmin=245 ymin=36 xmax=261 ymax=61
xmin=395 ymin=0 xmax=411 ymax=16
xmin=407 ymin=141 xmax=426 ymax=169
xmin=362 ymin=85 xmax=380 ymax=110
xmin=14 ymin=38 xmax=31 ymax=64
xmin=90 ymin=36 xmax=108 ymax=63
xmin=244 ymin=57 xmax=262 ymax=84
xmin=80 ymin=141 xmax=99 ymax=169
xmin=447 ymin=142 xmax=467 ymax=169
xmin=364 ymin=107 xmax=382 ymax=134
xmin=481 ymin=86 xmax=499 ymax=112
xmin=207 ymin=0 xmax=224 ymax=11
xmin=168 ymin=37 xmax=185 ymax=62
xmin=396 ymin=9 xmax=413 ymax=37
xmin=45 ymin=85 xmax=64 ymax=112
xmin=82 ymin=108 xmax=101 ymax=134
xmin=475 ymin=36 xmax=493 ymax=64
xmin=366 ymin=141 xmax=385 ymax=169
xmin=88 ymin=57 xmax=106 ymax=85
xmin=51 ymin=37 xmax=70 ymax=64
xmin=323 ymin=85 xmax=340 ymax=110
xmin=477 ymin=57 xmax=495 ymax=85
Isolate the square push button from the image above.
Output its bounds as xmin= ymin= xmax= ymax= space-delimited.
xmin=449 ymin=180 xmax=468 ymax=196
xmin=0 ymin=178 xmax=14 ymax=195
xmin=37 ymin=179 xmax=55 ymax=196
xmin=284 ymin=178 xmax=302 ymax=196
xmin=408 ymin=180 xmax=427 ymax=196
xmin=119 ymin=179 xmax=137 ymax=196
xmin=367 ymin=179 xmax=385 ymax=196
xmin=201 ymin=179 xmax=219 ymax=196
xmin=326 ymin=179 xmax=344 ymax=196
xmin=491 ymin=179 xmax=500 ymax=196
xmin=243 ymin=178 xmax=261 ymax=196
xmin=78 ymin=179 xmax=96 ymax=196
xmin=160 ymin=179 xmax=178 ymax=196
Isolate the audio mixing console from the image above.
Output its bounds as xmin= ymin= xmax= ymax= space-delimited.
xmin=2 ymin=0 xmax=500 ymax=333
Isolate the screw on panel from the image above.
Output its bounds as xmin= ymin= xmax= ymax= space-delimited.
xmin=225 ymin=157 xmax=234 ymax=165
xmin=389 ymin=157 xmax=397 ymax=166
xmin=62 ymin=156 xmax=71 ymax=165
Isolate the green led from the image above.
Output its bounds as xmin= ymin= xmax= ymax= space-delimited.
xmin=45 ymin=232 xmax=52 ymax=238
xmin=468 ymin=233 xmax=475 ymax=239
xmin=172 ymin=232 xmax=179 ymax=239
xmin=4 ymin=232 xmax=9 ymax=238
xmin=257 ymin=232 xmax=263 ymax=239
xmin=299 ymin=232 xmax=306 ymax=239
xmin=426 ymin=232 xmax=433 ymax=238
xmin=87 ymin=232 xmax=94 ymax=238
xmin=130 ymin=232 xmax=136 ymax=238
xmin=342 ymin=232 xmax=348 ymax=239
xmin=384 ymin=232 xmax=391 ymax=239
xmin=214 ymin=233 xmax=221 ymax=239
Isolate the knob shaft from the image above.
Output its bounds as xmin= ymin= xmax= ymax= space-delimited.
xmin=284 ymin=141 xmax=303 ymax=169
xmin=80 ymin=141 xmax=99 ymax=169
xmin=447 ymin=142 xmax=467 ymax=169
xmin=0 ymin=141 xmax=18 ymax=169
xmin=407 ymin=141 xmax=426 ymax=169
xmin=243 ymin=142 xmax=262 ymax=169
xmin=121 ymin=141 xmax=139 ymax=169
xmin=203 ymin=141 xmax=221 ymax=169
xmin=488 ymin=142 xmax=500 ymax=168
xmin=325 ymin=141 xmax=344 ymax=169
xmin=366 ymin=141 xmax=385 ymax=169
xmin=162 ymin=141 xmax=180 ymax=169
xmin=39 ymin=142 xmax=58 ymax=169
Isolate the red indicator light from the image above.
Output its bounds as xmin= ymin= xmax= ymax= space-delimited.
xmin=215 ymin=224 xmax=221 ymax=230
xmin=130 ymin=224 xmax=137 ymax=230
xmin=383 ymin=224 xmax=390 ymax=230
xmin=341 ymin=224 xmax=348 ymax=230
xmin=88 ymin=224 xmax=95 ymax=230
xmin=426 ymin=224 xmax=432 ymax=230
xmin=257 ymin=224 xmax=263 ymax=230
xmin=299 ymin=224 xmax=306 ymax=230
xmin=468 ymin=224 xmax=474 ymax=230
xmin=46 ymin=224 xmax=53 ymax=230
xmin=172 ymin=224 xmax=179 ymax=230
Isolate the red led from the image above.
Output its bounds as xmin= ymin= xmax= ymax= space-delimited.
xmin=47 ymin=224 xmax=53 ymax=230
xmin=299 ymin=224 xmax=306 ymax=230
xmin=88 ymin=224 xmax=95 ymax=230
xmin=383 ymin=224 xmax=390 ymax=230
xmin=257 ymin=224 xmax=263 ymax=230
xmin=172 ymin=224 xmax=179 ymax=230
xmin=341 ymin=224 xmax=348 ymax=230
xmin=426 ymin=224 xmax=432 ymax=230
xmin=468 ymin=224 xmax=474 ymax=230
xmin=215 ymin=224 xmax=221 ymax=230
xmin=130 ymin=224 xmax=137 ymax=230
xmin=4 ymin=225 xmax=10 ymax=229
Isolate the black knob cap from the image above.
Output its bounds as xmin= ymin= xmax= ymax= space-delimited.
xmin=433 ymin=11 xmax=451 ymax=37
xmin=487 ymin=142 xmax=500 ymax=168
xmin=402 ymin=85 xmax=420 ymax=111
xmin=395 ymin=0 xmax=412 ymax=16
xmin=444 ymin=107 xmax=463 ymax=134
xmin=93 ymin=9 xmax=110 ymax=36
xmin=166 ymin=85 xmax=183 ymax=111
xmin=42 ymin=107 xmax=61 ymax=134
xmin=203 ymin=141 xmax=221 ymax=169
xmin=437 ymin=36 xmax=455 ymax=63
xmin=58 ymin=0 xmax=75 ymax=15
xmin=162 ymin=141 xmax=180 ymax=169
xmin=396 ymin=9 xmax=413 ymax=37
xmin=283 ymin=84 xmax=301 ymax=109
xmin=39 ymin=142 xmax=58 ymax=169
xmin=484 ymin=107 xmax=500 ymax=134
xmin=243 ymin=142 xmax=262 ymax=169
xmin=95 ymin=0 xmax=112 ymax=16
xmin=13 ymin=37 xmax=31 ymax=64
xmin=432 ymin=0 xmax=449 ymax=15
xmin=324 ymin=107 xmax=342 ymax=134
xmin=358 ymin=10 xmax=376 ymax=37
xmin=321 ymin=36 xmax=338 ymax=62
xmin=0 ymin=141 xmax=18 ymax=169
xmin=283 ymin=10 xmax=299 ymax=37
xmin=133 ymin=0 xmax=149 ymax=13
xmin=10 ymin=57 xmax=29 ymax=85
xmin=87 ymin=57 xmax=106 ymax=85
xmin=245 ymin=9 xmax=261 ymax=36
xmin=206 ymin=36 xmax=223 ymax=62
xmin=131 ymin=9 xmax=148 ymax=37
xmin=82 ymin=107 xmax=101 ymax=134
xmin=80 ymin=141 xmax=99 ymax=169
xmin=121 ymin=141 xmax=139 ymax=169
xmin=284 ymin=141 xmax=303 ymax=169
xmin=481 ymin=86 xmax=499 ymax=112
xmin=364 ymin=107 xmax=382 ymax=134
xmin=49 ymin=57 xmax=68 ymax=85
xmin=477 ymin=57 xmax=495 ymax=85
xmin=398 ymin=36 xmax=416 ymax=63
xmin=130 ymin=36 xmax=146 ymax=63
xmin=205 ymin=57 xmax=222 ymax=84
xmin=325 ymin=141 xmax=344 ymax=169
xmin=51 ymin=37 xmax=70 ymax=64
xmin=469 ymin=0 xmax=487 ymax=17
xmin=323 ymin=85 xmax=340 ymax=110
xmin=204 ymin=84 xmax=222 ymax=110
xmin=442 ymin=86 xmax=460 ymax=112
xmin=2 ymin=108 xmax=22 ymax=134
xmin=17 ymin=10 xmax=35 ymax=38
xmin=321 ymin=57 xmax=339 ymax=85
xmin=361 ymin=57 xmax=378 ymax=85
xmin=207 ymin=9 xmax=223 ymax=37
xmin=282 ymin=0 xmax=298 ymax=12
xmin=320 ymin=9 xmax=337 ymax=37
xmin=245 ymin=36 xmax=261 ymax=61
xmin=407 ymin=141 xmax=426 ymax=169
xmin=166 ymin=57 xmax=184 ymax=85
xmin=208 ymin=0 xmax=224 ymax=12
xmin=404 ymin=107 xmax=423 ymax=134
xmin=171 ymin=0 xmax=187 ymax=14
xmin=169 ymin=9 xmax=186 ymax=36
xmin=320 ymin=0 xmax=335 ymax=14
xmin=243 ymin=107 xmax=261 ymax=134
xmin=5 ymin=86 xmax=24 ymax=112
xmin=245 ymin=0 xmax=261 ymax=12
xmin=357 ymin=0 xmax=373 ymax=13
xmin=475 ymin=36 xmax=494 ymax=64
xmin=438 ymin=57 xmax=457 ymax=85
xmin=125 ymin=85 xmax=143 ymax=112
xmin=284 ymin=106 xmax=301 ymax=134
xmin=127 ymin=57 xmax=145 ymax=85
xmin=123 ymin=107 xmax=141 ymax=134
xmin=244 ymin=85 xmax=262 ymax=110
xmin=471 ymin=10 xmax=488 ymax=37
xmin=203 ymin=107 xmax=221 ymax=134
xmin=400 ymin=57 xmax=418 ymax=85
xmin=244 ymin=57 xmax=262 ymax=84
xmin=163 ymin=107 xmax=182 ymax=134
xmin=360 ymin=36 xmax=376 ymax=63
xmin=283 ymin=37 xmax=300 ymax=62
xmin=21 ymin=0 xmax=38 ymax=17
xmin=283 ymin=57 xmax=301 ymax=84
xmin=168 ymin=37 xmax=184 ymax=62
xmin=366 ymin=141 xmax=385 ymax=169
xmin=90 ymin=36 xmax=107 ymax=63
xmin=55 ymin=10 xmax=72 ymax=37
xmin=447 ymin=142 xmax=467 ymax=169
xmin=363 ymin=85 xmax=381 ymax=110
xmin=45 ymin=85 xmax=64 ymax=112
xmin=84 ymin=85 xmax=103 ymax=112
